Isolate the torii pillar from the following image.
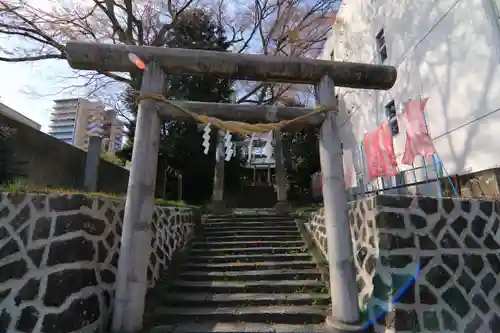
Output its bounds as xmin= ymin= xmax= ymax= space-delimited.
xmin=209 ymin=130 xmax=230 ymax=214
xmin=112 ymin=61 xmax=164 ymax=332
xmin=268 ymin=103 xmax=291 ymax=214
xmin=273 ymin=128 xmax=291 ymax=213
xmin=209 ymin=91 xmax=237 ymax=214
xmin=317 ymin=75 xmax=362 ymax=332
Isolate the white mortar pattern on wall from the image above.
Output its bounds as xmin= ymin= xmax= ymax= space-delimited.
xmin=306 ymin=202 xmax=379 ymax=311
xmin=348 ymin=200 xmax=380 ymax=311
xmin=0 ymin=193 xmax=195 ymax=333
xmin=305 ymin=208 xmax=327 ymax=259
xmin=148 ymin=206 xmax=195 ymax=287
xmin=305 ymin=195 xmax=500 ymax=333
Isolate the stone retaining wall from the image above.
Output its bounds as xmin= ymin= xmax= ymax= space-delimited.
xmin=0 ymin=193 xmax=196 ymax=333
xmin=306 ymin=195 xmax=500 ymax=333
xmin=0 ymin=113 xmax=130 ymax=194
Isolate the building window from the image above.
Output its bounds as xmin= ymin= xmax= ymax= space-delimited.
xmin=385 ymin=100 xmax=399 ymax=136
xmin=376 ymin=28 xmax=388 ymax=63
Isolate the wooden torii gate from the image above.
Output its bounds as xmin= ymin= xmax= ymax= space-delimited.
xmin=65 ymin=41 xmax=396 ymax=333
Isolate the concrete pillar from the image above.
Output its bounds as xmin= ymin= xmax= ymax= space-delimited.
xmin=83 ymin=135 xmax=101 ymax=192
xmin=316 ymin=74 xmax=364 ymax=332
xmin=112 ymin=61 xmax=164 ymax=333
xmin=73 ymin=99 xmax=89 ymax=148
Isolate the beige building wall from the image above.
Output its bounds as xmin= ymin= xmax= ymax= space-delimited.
xmin=49 ymin=98 xmax=124 ymax=152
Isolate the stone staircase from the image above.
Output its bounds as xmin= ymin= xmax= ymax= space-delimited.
xmin=144 ymin=213 xmax=331 ymax=332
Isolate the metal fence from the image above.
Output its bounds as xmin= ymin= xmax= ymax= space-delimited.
xmin=312 ymin=157 xmax=461 ymax=202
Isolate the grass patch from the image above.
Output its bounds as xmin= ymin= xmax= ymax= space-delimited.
xmin=294 ymin=203 xmax=323 ymax=213
xmin=154 ymin=198 xmax=186 ymax=207
xmin=1 ymin=182 xmax=189 ymax=208
xmin=293 ymin=203 xmax=323 ymax=219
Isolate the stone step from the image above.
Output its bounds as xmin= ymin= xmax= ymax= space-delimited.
xmin=165 ymin=280 xmax=327 ymax=294
xmin=146 ymin=322 xmax=328 ymax=333
xmin=178 ymin=269 xmax=322 ymax=281
xmin=204 ymin=219 xmax=295 ymax=225
xmin=203 ymin=224 xmax=297 ymax=230
xmin=203 ymin=224 xmax=298 ymax=234
xmin=205 ymin=216 xmax=294 ymax=221
xmin=203 ymin=229 xmax=302 ymax=237
xmin=189 ymin=252 xmax=312 ymax=263
xmin=160 ymin=292 xmax=330 ymax=307
xmin=205 ymin=215 xmax=291 ymax=221
xmin=203 ymin=234 xmax=303 ymax=242
xmin=192 ymin=240 xmax=305 ymax=249
xmin=182 ymin=260 xmax=318 ymax=271
xmin=205 ymin=219 xmax=294 ymax=224
xmin=189 ymin=246 xmax=307 ymax=256
xmin=146 ymin=305 xmax=328 ymax=325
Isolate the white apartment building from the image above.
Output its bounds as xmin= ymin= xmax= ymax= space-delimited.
xmin=320 ymin=0 xmax=500 ymax=196
xmin=49 ymin=98 xmax=125 ymax=152
xmin=0 ymin=102 xmax=41 ymax=130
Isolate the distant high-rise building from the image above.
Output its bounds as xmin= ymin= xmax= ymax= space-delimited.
xmin=49 ymin=98 xmax=125 ymax=152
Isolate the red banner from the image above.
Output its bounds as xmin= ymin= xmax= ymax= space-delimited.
xmin=310 ymin=148 xmax=358 ymax=198
xmin=364 ymin=120 xmax=398 ymax=180
xmin=401 ymin=97 xmax=435 ymax=165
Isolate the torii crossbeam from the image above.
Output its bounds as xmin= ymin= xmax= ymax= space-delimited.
xmin=66 ymin=41 xmax=396 ymax=90
xmin=64 ymin=41 xmax=397 ymax=333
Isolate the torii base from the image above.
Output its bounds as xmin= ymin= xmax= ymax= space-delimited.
xmin=208 ymin=200 xmax=231 ymax=214
xmin=274 ymin=201 xmax=292 ymax=214
xmin=325 ymin=315 xmax=373 ymax=333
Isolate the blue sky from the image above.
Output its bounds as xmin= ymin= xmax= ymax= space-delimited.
xmin=0 ymin=56 xmax=79 ymax=132
xmin=0 ymin=0 xmax=73 ymax=132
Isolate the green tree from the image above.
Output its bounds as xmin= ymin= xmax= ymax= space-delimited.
xmin=280 ymin=98 xmax=320 ymax=202
xmin=118 ymin=9 xmax=242 ymax=204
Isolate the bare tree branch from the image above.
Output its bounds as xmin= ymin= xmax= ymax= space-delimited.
xmin=0 ymin=54 xmax=62 ymax=62
xmin=234 ymin=0 xmax=340 ymax=105
xmin=0 ymin=0 xmax=340 ymax=107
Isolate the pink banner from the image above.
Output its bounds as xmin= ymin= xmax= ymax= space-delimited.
xmin=311 ymin=172 xmax=322 ymax=197
xmin=380 ymin=121 xmax=398 ymax=176
xmin=310 ymin=148 xmax=358 ymax=196
xmin=401 ymin=97 xmax=435 ymax=165
xmin=343 ymin=149 xmax=357 ymax=189
xmin=364 ymin=120 xmax=398 ymax=180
